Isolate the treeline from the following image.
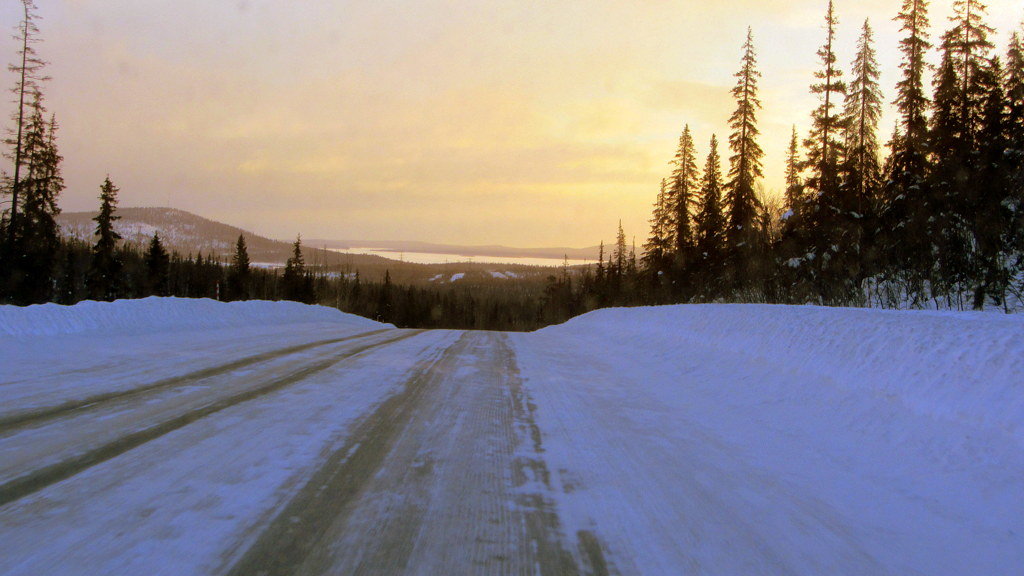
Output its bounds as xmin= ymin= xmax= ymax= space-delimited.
xmin=12 ymin=177 xmax=557 ymax=330
xmin=624 ymin=0 xmax=1023 ymax=311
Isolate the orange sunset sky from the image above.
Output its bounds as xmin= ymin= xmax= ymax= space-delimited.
xmin=3 ymin=0 xmax=1022 ymax=246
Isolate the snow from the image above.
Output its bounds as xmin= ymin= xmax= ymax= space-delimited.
xmin=489 ymin=271 xmax=521 ymax=279
xmin=0 ymin=297 xmax=383 ymax=337
xmin=2 ymin=300 xmax=1022 ymax=574
xmin=450 ymin=273 xmax=465 ymax=282
xmin=510 ymin=304 xmax=1024 ymax=574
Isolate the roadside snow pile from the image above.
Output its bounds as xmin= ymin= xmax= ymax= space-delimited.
xmin=539 ymin=304 xmax=1024 ymax=444
xmin=0 ymin=297 xmax=386 ymax=338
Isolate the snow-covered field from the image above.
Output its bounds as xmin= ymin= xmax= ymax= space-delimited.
xmin=0 ymin=299 xmax=1021 ymax=575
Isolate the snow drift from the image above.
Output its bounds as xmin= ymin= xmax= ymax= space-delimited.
xmin=538 ymin=304 xmax=1024 ymax=444
xmin=0 ymin=297 xmax=387 ymax=338
xmin=516 ymin=304 xmax=1024 ymax=574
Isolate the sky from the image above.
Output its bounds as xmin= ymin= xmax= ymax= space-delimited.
xmin=1 ymin=1 xmax=1022 ymax=247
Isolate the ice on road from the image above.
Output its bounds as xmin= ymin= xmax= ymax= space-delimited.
xmin=1 ymin=299 xmax=1021 ymax=575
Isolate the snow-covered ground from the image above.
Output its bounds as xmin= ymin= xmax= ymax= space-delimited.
xmin=1 ymin=299 xmax=1021 ymax=575
xmin=511 ymin=305 xmax=1024 ymax=574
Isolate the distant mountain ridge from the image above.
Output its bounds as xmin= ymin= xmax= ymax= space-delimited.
xmin=55 ymin=208 xmax=573 ymax=283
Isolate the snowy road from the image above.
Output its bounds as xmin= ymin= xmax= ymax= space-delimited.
xmin=1 ymin=300 xmax=1022 ymax=575
xmin=0 ymin=320 xmax=598 ymax=575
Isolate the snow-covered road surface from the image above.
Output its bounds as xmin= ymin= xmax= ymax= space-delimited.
xmin=1 ymin=299 xmax=1022 ymax=575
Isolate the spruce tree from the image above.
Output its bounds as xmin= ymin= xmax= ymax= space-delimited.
xmin=668 ymin=125 xmax=699 ymax=267
xmin=930 ymin=1 xmax=994 ymax=304
xmin=375 ymin=269 xmax=394 ymax=322
xmin=87 ymin=177 xmax=123 ymax=301
xmin=694 ymin=135 xmax=726 ymax=299
xmin=5 ymin=95 xmax=61 ymax=303
xmin=1005 ymin=31 xmax=1024 ymax=283
xmin=282 ymin=235 xmax=313 ymax=303
xmin=833 ymin=18 xmax=884 ymax=297
xmin=971 ymin=58 xmax=1011 ymax=308
xmin=724 ymin=27 xmax=765 ymax=290
xmin=944 ymin=0 xmax=994 ymax=147
xmin=779 ymin=126 xmax=811 ymax=301
xmin=144 ymin=232 xmax=170 ymax=297
xmin=228 ymin=234 xmax=251 ymax=301
xmin=783 ymin=126 xmax=804 ymax=220
xmin=803 ymin=0 xmax=849 ymax=302
xmin=842 ymin=19 xmax=883 ymax=217
xmin=4 ymin=0 xmax=47 ymax=244
xmin=642 ymin=178 xmax=674 ymax=277
xmin=613 ymin=220 xmax=627 ymax=279
xmin=880 ymin=0 xmax=933 ymax=301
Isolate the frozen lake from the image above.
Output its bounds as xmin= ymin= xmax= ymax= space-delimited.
xmin=327 ymin=247 xmax=592 ymax=267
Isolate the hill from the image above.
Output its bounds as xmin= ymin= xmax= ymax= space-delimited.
xmin=56 ymin=208 xmax=561 ymax=285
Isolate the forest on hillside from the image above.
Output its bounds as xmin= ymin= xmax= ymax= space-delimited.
xmin=2 ymin=0 xmax=1023 ymax=330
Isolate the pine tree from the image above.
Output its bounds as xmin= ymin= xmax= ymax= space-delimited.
xmin=4 ymin=0 xmax=48 ymax=244
xmin=842 ymin=19 xmax=883 ymax=217
xmin=779 ymin=126 xmax=811 ymax=301
xmin=1005 ymin=30 xmax=1024 ymax=283
xmin=694 ymin=135 xmax=726 ymax=299
xmin=944 ymin=0 xmax=994 ymax=147
xmin=880 ymin=0 xmax=933 ymax=300
xmin=929 ymin=51 xmax=966 ymax=299
xmin=971 ymin=58 xmax=1011 ymax=308
xmin=613 ymin=220 xmax=627 ymax=278
xmin=228 ymin=234 xmax=251 ymax=301
xmin=783 ymin=126 xmax=804 ymax=220
xmin=929 ymin=1 xmax=994 ymax=303
xmin=803 ymin=0 xmax=849 ymax=302
xmin=87 ymin=177 xmax=123 ymax=301
xmin=375 ymin=269 xmax=393 ymax=322
xmin=282 ymin=235 xmax=313 ymax=303
xmin=668 ymin=125 xmax=699 ymax=266
xmin=724 ymin=27 xmax=765 ymax=289
xmin=144 ymin=232 xmax=170 ymax=297
xmin=4 ymin=95 xmax=62 ymax=303
xmin=832 ymin=18 xmax=884 ymax=297
xmin=642 ymin=178 xmax=674 ymax=275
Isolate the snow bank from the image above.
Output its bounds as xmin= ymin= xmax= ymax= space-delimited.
xmin=0 ymin=297 xmax=386 ymax=338
xmin=539 ymin=304 xmax=1024 ymax=444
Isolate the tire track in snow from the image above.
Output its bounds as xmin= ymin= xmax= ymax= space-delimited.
xmin=0 ymin=330 xmax=422 ymax=508
xmin=0 ymin=328 xmax=391 ymax=434
xmin=223 ymin=332 xmax=594 ymax=576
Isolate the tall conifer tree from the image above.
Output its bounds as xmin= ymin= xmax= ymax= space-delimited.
xmin=842 ymin=19 xmax=883 ymax=215
xmin=87 ymin=177 xmax=123 ymax=301
xmin=668 ymin=125 xmax=699 ymax=267
xmin=833 ymin=18 xmax=884 ymax=296
xmin=695 ymin=135 xmax=726 ymax=298
xmin=144 ymin=232 xmax=170 ymax=297
xmin=4 ymin=0 xmax=47 ymax=244
xmin=642 ymin=178 xmax=674 ymax=275
xmin=282 ymin=235 xmax=313 ymax=303
xmin=1004 ymin=30 xmax=1024 ymax=280
xmin=783 ymin=126 xmax=804 ymax=219
xmin=229 ymin=234 xmax=251 ymax=301
xmin=803 ymin=0 xmax=849 ymax=302
xmin=970 ymin=58 xmax=1011 ymax=308
xmin=724 ymin=28 xmax=765 ymax=289
xmin=930 ymin=0 xmax=994 ymax=302
xmin=881 ymin=0 xmax=933 ymax=299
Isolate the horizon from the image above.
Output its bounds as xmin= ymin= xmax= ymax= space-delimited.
xmin=3 ymin=1 xmax=1023 ymax=246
